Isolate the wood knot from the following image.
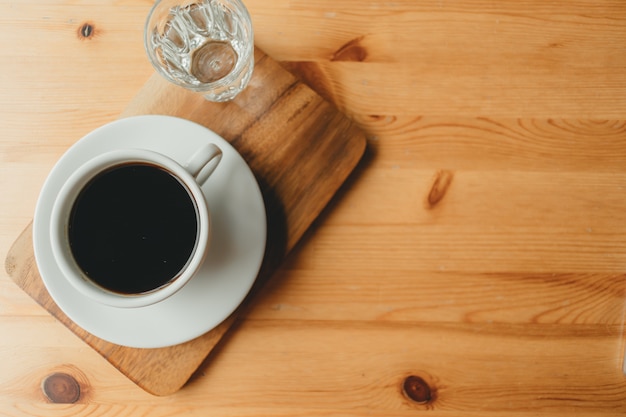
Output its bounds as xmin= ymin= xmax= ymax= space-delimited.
xmin=426 ymin=169 xmax=454 ymax=208
xmin=77 ymin=22 xmax=95 ymax=40
xmin=331 ymin=36 xmax=367 ymax=62
xmin=367 ymin=114 xmax=396 ymax=124
xmin=402 ymin=375 xmax=433 ymax=404
xmin=42 ymin=373 xmax=81 ymax=404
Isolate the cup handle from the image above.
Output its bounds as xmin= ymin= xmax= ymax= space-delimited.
xmin=185 ymin=143 xmax=223 ymax=185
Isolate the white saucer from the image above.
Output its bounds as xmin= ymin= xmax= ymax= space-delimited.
xmin=33 ymin=115 xmax=267 ymax=348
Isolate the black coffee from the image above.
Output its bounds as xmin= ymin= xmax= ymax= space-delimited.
xmin=68 ymin=163 xmax=199 ymax=294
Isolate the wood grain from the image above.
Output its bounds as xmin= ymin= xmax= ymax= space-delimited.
xmin=350 ymin=117 xmax=626 ymax=171
xmin=2 ymin=318 xmax=624 ymax=414
xmin=2 ymin=0 xmax=626 ymax=415
xmin=256 ymin=0 xmax=626 ymax=118
xmin=250 ymin=270 xmax=626 ymax=325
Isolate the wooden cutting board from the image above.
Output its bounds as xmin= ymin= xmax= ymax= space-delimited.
xmin=4 ymin=47 xmax=366 ymax=396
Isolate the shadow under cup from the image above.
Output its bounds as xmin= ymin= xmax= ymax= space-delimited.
xmin=50 ymin=149 xmax=213 ymax=309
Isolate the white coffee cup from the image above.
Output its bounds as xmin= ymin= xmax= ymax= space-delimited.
xmin=49 ymin=143 xmax=222 ymax=308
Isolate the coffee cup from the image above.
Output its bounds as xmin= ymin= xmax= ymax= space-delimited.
xmin=49 ymin=143 xmax=222 ymax=308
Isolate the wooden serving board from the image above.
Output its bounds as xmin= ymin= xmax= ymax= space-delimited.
xmin=4 ymin=47 xmax=366 ymax=396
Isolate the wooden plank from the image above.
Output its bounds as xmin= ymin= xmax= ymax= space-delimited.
xmin=292 ymin=224 xmax=626 ymax=273
xmin=314 ymin=169 xmax=626 ymax=226
xmin=3 ymin=1 xmax=626 ymax=119
xmin=249 ymin=270 xmax=626 ymax=325
xmin=281 ymin=62 xmax=626 ymax=117
xmin=252 ymin=0 xmax=626 ymax=117
xmin=1 ymin=318 xmax=624 ymax=414
xmin=260 ymin=0 xmax=626 ymax=61
xmin=352 ymin=117 xmax=626 ymax=171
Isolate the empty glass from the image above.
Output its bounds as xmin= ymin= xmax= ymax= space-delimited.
xmin=144 ymin=0 xmax=254 ymax=102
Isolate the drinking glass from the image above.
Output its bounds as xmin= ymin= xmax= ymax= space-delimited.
xmin=144 ymin=0 xmax=254 ymax=102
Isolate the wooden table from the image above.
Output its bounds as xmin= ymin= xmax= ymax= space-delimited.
xmin=1 ymin=0 xmax=625 ymax=415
